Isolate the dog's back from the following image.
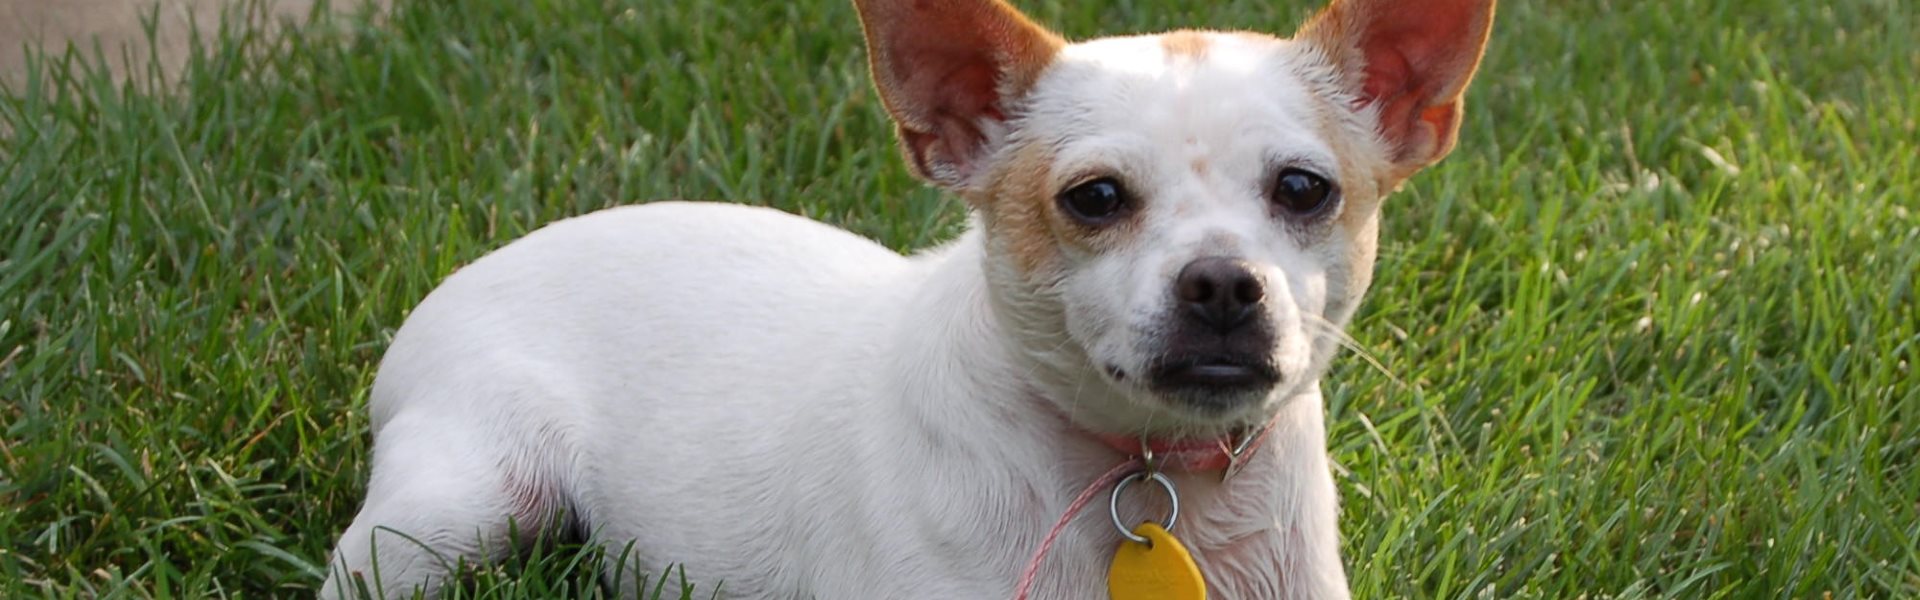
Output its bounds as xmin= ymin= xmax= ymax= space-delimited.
xmin=326 ymin=202 xmax=914 ymax=597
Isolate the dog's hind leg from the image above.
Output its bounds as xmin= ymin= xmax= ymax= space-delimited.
xmin=320 ymin=411 xmax=566 ymax=599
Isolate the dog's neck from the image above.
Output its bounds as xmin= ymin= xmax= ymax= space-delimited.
xmin=882 ymin=226 xmax=1076 ymax=447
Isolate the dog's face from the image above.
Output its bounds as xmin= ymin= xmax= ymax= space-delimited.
xmin=986 ymin=33 xmax=1390 ymax=434
xmin=856 ymin=0 xmax=1494 ymax=437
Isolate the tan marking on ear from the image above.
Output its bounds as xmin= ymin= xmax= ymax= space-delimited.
xmin=1160 ymin=30 xmax=1212 ymax=60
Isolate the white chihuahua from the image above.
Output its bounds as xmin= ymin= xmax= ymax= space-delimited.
xmin=322 ymin=0 xmax=1494 ymax=597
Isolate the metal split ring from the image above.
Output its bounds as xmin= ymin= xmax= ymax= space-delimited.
xmin=1108 ymin=470 xmax=1180 ymax=544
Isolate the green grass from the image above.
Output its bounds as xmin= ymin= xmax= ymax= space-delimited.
xmin=2 ymin=0 xmax=1915 ymax=597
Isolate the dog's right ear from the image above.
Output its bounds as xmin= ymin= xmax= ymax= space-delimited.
xmin=1298 ymin=0 xmax=1496 ymax=177
xmin=853 ymin=0 xmax=1064 ymax=189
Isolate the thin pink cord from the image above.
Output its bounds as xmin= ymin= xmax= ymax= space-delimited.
xmin=1012 ymin=457 xmax=1142 ymax=600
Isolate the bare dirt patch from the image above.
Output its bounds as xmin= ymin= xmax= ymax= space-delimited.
xmin=1 ymin=0 xmax=384 ymax=90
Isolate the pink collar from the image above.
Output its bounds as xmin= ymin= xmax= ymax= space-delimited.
xmin=1085 ymin=420 xmax=1278 ymax=476
xmin=1011 ymin=415 xmax=1281 ymax=599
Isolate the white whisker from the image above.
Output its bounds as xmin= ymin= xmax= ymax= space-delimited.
xmin=1301 ymin=314 xmax=1407 ymax=391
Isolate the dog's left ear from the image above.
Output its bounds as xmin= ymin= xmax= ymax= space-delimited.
xmin=853 ymin=0 xmax=1064 ymax=190
xmin=1300 ymin=0 xmax=1496 ymax=175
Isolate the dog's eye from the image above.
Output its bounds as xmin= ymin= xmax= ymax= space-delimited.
xmin=1270 ymin=169 xmax=1335 ymax=216
xmin=1058 ymin=178 xmax=1129 ymax=224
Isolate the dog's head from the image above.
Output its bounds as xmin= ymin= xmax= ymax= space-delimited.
xmin=855 ymin=0 xmax=1494 ymax=437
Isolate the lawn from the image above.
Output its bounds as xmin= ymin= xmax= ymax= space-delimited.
xmin=1 ymin=0 xmax=1916 ymax=597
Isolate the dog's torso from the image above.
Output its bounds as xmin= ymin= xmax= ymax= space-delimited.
xmin=362 ymin=202 xmax=1343 ymax=598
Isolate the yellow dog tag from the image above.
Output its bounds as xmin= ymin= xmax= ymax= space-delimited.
xmin=1107 ymin=523 xmax=1206 ymax=600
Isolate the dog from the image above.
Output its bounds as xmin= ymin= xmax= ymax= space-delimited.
xmin=320 ymin=0 xmax=1494 ymax=597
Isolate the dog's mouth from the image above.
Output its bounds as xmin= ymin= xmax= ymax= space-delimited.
xmin=1145 ymin=354 xmax=1281 ymax=394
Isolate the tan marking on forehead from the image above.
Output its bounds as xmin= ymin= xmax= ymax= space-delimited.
xmin=1160 ymin=30 xmax=1212 ymax=60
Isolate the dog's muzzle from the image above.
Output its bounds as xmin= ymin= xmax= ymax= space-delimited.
xmin=1146 ymin=257 xmax=1283 ymax=411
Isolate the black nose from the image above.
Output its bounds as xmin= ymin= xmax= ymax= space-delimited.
xmin=1175 ymin=257 xmax=1264 ymax=332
